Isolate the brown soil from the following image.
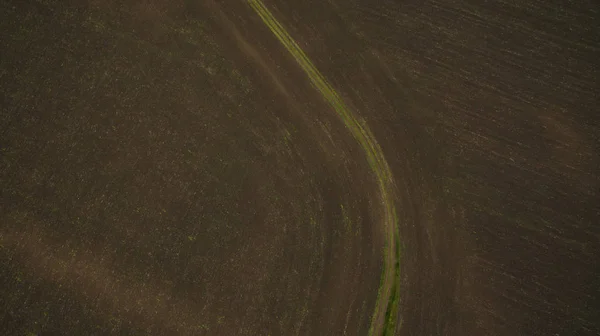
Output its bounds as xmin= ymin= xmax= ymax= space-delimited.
xmin=1 ymin=1 xmax=599 ymax=335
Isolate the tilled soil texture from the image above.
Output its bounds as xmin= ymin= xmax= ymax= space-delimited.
xmin=1 ymin=1 xmax=382 ymax=335
xmin=1 ymin=1 xmax=599 ymax=336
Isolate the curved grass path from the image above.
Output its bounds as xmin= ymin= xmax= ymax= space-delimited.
xmin=247 ymin=1 xmax=401 ymax=334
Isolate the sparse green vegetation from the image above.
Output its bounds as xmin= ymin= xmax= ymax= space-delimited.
xmin=248 ymin=1 xmax=400 ymax=334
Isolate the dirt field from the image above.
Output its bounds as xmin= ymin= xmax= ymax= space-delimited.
xmin=1 ymin=0 xmax=599 ymax=335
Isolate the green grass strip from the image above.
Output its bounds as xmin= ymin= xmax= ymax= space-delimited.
xmin=247 ymin=1 xmax=401 ymax=335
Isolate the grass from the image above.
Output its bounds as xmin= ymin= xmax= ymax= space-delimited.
xmin=247 ymin=1 xmax=401 ymax=334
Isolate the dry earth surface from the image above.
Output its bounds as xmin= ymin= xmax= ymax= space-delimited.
xmin=1 ymin=0 xmax=599 ymax=335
